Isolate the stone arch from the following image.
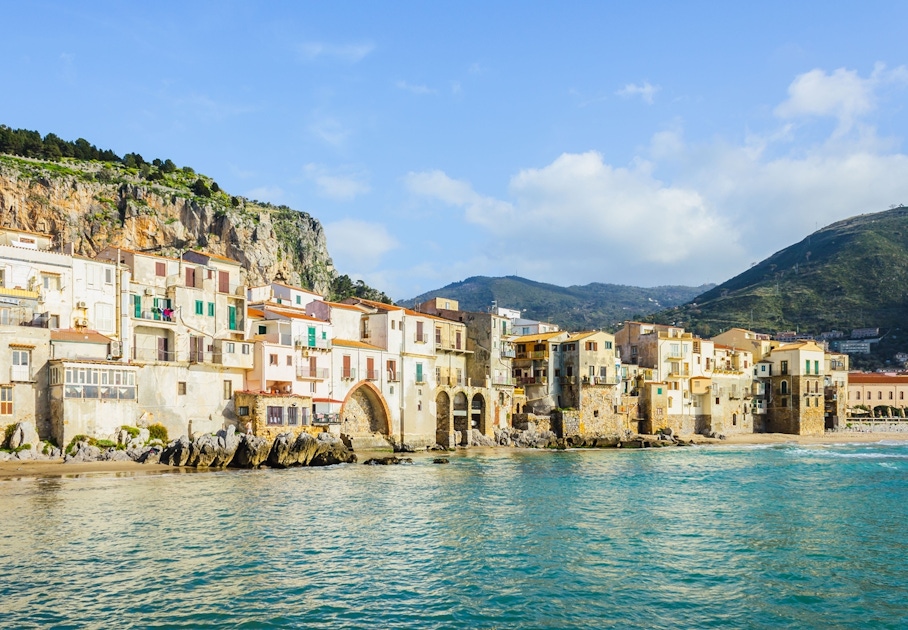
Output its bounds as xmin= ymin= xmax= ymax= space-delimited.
xmin=340 ymin=380 xmax=392 ymax=436
xmin=453 ymin=391 xmax=469 ymax=445
xmin=435 ymin=390 xmax=452 ymax=448
xmin=471 ymin=392 xmax=487 ymax=435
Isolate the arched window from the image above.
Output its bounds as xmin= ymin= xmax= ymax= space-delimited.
xmin=781 ymin=381 xmax=789 ymax=395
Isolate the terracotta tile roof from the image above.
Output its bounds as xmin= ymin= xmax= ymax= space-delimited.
xmin=51 ymin=329 xmax=113 ymax=344
xmin=263 ymin=306 xmax=326 ymax=322
xmin=247 ymin=307 xmax=265 ymax=318
xmin=313 ymin=397 xmax=344 ymax=404
xmin=848 ymin=373 xmax=908 ymax=384
xmin=344 ymin=297 xmax=404 ymax=311
xmin=271 ymin=281 xmax=323 ymax=296
xmin=323 ymin=301 xmax=370 ymax=313
xmin=333 ymin=338 xmax=384 ymax=350
xmin=188 ymin=251 xmax=241 ymax=265
xmin=513 ymin=331 xmax=566 ymax=343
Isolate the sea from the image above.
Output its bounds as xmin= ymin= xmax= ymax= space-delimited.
xmin=2 ymin=441 xmax=907 ymax=629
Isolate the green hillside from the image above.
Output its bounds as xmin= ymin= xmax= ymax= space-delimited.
xmin=402 ymin=276 xmax=713 ymax=331
xmin=653 ymin=206 xmax=908 ymax=367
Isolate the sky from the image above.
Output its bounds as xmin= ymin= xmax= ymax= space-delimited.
xmin=3 ymin=1 xmax=908 ymax=300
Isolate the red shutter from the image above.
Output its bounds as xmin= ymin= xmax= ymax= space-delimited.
xmin=219 ymin=270 xmax=229 ymax=293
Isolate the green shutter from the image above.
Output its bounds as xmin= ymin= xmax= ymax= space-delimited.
xmin=815 ymin=360 xmax=819 ymax=374
xmin=208 ymin=302 xmax=215 ymax=317
xmin=195 ymin=300 xmax=203 ymax=315
xmin=133 ymin=294 xmax=141 ymax=318
xmin=307 ymin=326 xmax=316 ymax=347
xmin=228 ymin=305 xmax=237 ymax=330
xmin=416 ymin=363 xmax=423 ymax=383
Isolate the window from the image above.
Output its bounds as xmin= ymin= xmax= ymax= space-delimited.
xmin=878 ymin=391 xmax=882 ymax=400
xmin=0 ymin=386 xmax=11 ymax=415
xmin=286 ymin=356 xmax=292 ymax=366
xmin=105 ymin=268 xmax=113 ymax=284
xmin=267 ymin=406 xmax=283 ymax=425
xmin=186 ymin=267 xmax=196 ymax=287
xmin=657 ymin=387 xmax=663 ymax=395
xmin=155 ymin=261 xmax=166 ymax=277
xmin=208 ymin=302 xmax=215 ymax=317
xmin=856 ymin=391 xmax=861 ymax=400
xmin=223 ymin=380 xmax=232 ymax=400
xmin=225 ymin=342 xmax=235 ymax=354
xmin=416 ymin=320 xmax=424 ymax=341
xmin=177 ymin=382 xmax=186 ymax=395
xmin=96 ymin=303 xmax=114 ymax=332
xmin=805 ymin=359 xmax=810 ymax=374
xmin=296 ymin=295 xmax=301 ymax=305
xmin=42 ymin=274 xmax=60 ymax=290
xmin=814 ymin=360 xmax=820 ymax=375
xmin=238 ymin=405 xmax=249 ymax=416
xmin=781 ymin=361 xmax=788 ymax=375
xmin=391 ymin=320 xmax=396 ymax=330
xmin=781 ymin=381 xmax=789 ymax=395
xmin=416 ymin=362 xmax=424 ymax=383
xmin=195 ymin=300 xmax=204 ymax=315
xmin=258 ymin=325 xmax=267 ymax=335
xmin=287 ymin=406 xmax=299 ymax=426
xmin=586 ymin=342 xmax=598 ymax=351
xmin=901 ymin=392 xmax=905 ymax=401
xmin=241 ymin=344 xmax=250 ymax=355
xmin=387 ymin=360 xmax=397 ymax=381
xmin=269 ymin=354 xmax=278 ymax=365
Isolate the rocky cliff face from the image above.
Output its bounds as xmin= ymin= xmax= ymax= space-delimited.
xmin=0 ymin=156 xmax=335 ymax=293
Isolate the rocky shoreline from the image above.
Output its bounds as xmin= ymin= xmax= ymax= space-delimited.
xmin=2 ymin=420 xmax=710 ymax=472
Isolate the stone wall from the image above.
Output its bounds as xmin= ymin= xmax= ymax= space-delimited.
xmin=235 ymin=392 xmax=318 ymax=442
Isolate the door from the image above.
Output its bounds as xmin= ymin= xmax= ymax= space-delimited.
xmin=308 ymin=326 xmax=316 ymax=347
xmin=157 ymin=337 xmax=169 ymax=361
xmin=218 ymin=270 xmax=229 ymax=293
xmin=228 ymin=305 xmax=237 ymax=331
xmin=185 ymin=267 xmax=196 ymax=288
xmin=367 ymin=357 xmax=375 ymax=380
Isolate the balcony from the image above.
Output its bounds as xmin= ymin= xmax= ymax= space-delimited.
xmin=189 ymin=351 xmax=213 ymax=364
xmin=365 ymin=369 xmax=380 ymax=381
xmin=387 ymin=370 xmax=399 ymax=382
xmin=296 ymin=367 xmax=329 ymax=379
xmin=10 ymin=365 xmax=31 ymax=382
xmin=296 ymin=337 xmax=331 ymax=350
xmin=560 ymin=376 xmax=575 ymax=385
xmin=133 ymin=348 xmax=180 ymax=363
xmin=515 ymin=351 xmax=548 ymax=360
xmin=414 ymin=333 xmax=429 ymax=344
xmin=136 ymin=310 xmax=175 ymax=323
xmin=313 ymin=412 xmax=341 ymax=425
xmin=500 ymin=347 xmax=516 ymax=358
xmin=491 ymin=375 xmax=516 ymax=386
xmin=342 ymin=368 xmax=357 ymax=381
xmin=518 ymin=376 xmax=547 ymax=385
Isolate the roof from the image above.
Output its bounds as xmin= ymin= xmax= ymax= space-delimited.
xmin=51 ymin=329 xmax=113 ymax=344
xmin=247 ymin=307 xmax=265 ymax=319
xmin=262 ymin=306 xmax=325 ymax=322
xmin=323 ymin=301 xmax=371 ymax=313
xmin=0 ymin=226 xmax=53 ymax=239
xmin=313 ymin=397 xmax=344 ymax=404
xmin=271 ymin=281 xmax=323 ymax=296
xmin=333 ymin=338 xmax=384 ymax=350
xmin=185 ymin=250 xmax=241 ymax=265
xmin=345 ymin=297 xmax=404 ymax=311
xmin=99 ymin=246 xmax=182 ymax=262
xmin=848 ymin=373 xmax=908 ymax=384
xmin=513 ymin=331 xmax=566 ymax=343
xmin=772 ymin=341 xmax=825 ymax=352
xmin=566 ymin=330 xmax=613 ymax=342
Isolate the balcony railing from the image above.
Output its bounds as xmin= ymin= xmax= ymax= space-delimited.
xmin=518 ymin=376 xmax=547 ymax=385
xmin=296 ymin=337 xmax=331 ymax=350
xmin=296 ymin=367 xmax=329 ymax=379
xmin=516 ymin=351 xmax=547 ymax=360
xmin=491 ymin=375 xmax=516 ymax=386
xmin=342 ymin=368 xmax=357 ymax=380
xmin=387 ymin=370 xmax=399 ymax=382
xmin=414 ymin=333 xmax=429 ymax=344
xmin=500 ymin=348 xmax=516 ymax=358
xmin=133 ymin=348 xmax=179 ymax=362
xmin=366 ymin=369 xmax=380 ymax=381
xmin=313 ymin=412 xmax=340 ymax=425
xmin=137 ymin=310 xmax=175 ymax=323
xmin=189 ymin=351 xmax=213 ymax=364
xmin=10 ymin=365 xmax=31 ymax=382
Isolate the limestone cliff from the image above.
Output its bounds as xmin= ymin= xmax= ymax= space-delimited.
xmin=0 ymin=155 xmax=335 ymax=293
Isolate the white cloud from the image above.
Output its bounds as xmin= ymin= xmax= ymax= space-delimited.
xmin=775 ymin=63 xmax=908 ymax=134
xmin=297 ymin=41 xmax=374 ymax=62
xmin=324 ymin=219 xmax=398 ymax=270
xmin=308 ymin=117 xmax=351 ymax=148
xmin=396 ymin=80 xmax=436 ymax=95
xmin=304 ymin=164 xmax=370 ymax=201
xmin=616 ymin=81 xmax=660 ymax=105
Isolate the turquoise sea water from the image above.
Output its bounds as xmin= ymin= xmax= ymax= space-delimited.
xmin=2 ymin=442 xmax=908 ymax=629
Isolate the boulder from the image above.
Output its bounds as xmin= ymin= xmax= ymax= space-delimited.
xmin=135 ymin=447 xmax=161 ymax=464
xmin=363 ymin=456 xmax=412 ymax=465
xmin=102 ymin=448 xmax=132 ymax=462
xmin=138 ymin=428 xmax=150 ymax=444
xmin=432 ymin=457 xmax=450 ymax=464
xmin=159 ymin=436 xmax=193 ymax=467
xmin=64 ymin=442 xmax=102 ymax=463
xmin=117 ymin=429 xmax=130 ymax=447
xmin=8 ymin=421 xmax=39 ymax=450
xmin=230 ymin=434 xmax=272 ymax=468
xmin=0 ymin=452 xmax=10 ymax=462
xmin=470 ymin=429 xmax=497 ymax=447
xmin=268 ymin=432 xmax=355 ymax=468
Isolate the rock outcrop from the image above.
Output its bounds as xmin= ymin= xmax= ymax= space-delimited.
xmin=0 ymin=157 xmax=335 ymax=292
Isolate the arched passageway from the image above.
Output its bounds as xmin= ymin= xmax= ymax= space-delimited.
xmin=436 ymin=391 xmax=452 ymax=447
xmin=471 ymin=393 xmax=486 ymax=435
xmin=341 ymin=382 xmax=391 ymax=436
xmin=453 ymin=392 xmax=469 ymax=445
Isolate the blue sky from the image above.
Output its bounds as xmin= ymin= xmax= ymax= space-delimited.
xmin=4 ymin=1 xmax=908 ymax=300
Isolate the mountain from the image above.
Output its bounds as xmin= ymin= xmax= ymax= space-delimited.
xmin=0 ymin=128 xmax=389 ymax=302
xmin=401 ymin=276 xmax=714 ymax=331
xmin=653 ymin=206 xmax=908 ymax=361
